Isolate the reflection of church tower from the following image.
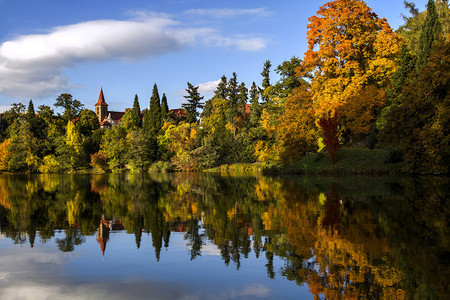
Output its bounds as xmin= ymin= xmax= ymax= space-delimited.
xmin=94 ymin=87 xmax=108 ymax=123
xmin=96 ymin=216 xmax=110 ymax=257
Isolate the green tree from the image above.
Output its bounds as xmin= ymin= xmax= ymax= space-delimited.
xmin=182 ymin=82 xmax=204 ymax=123
xmin=8 ymin=119 xmax=40 ymax=172
xmin=54 ymin=93 xmax=84 ymax=122
xmin=417 ymin=0 xmax=443 ymax=69
xmin=127 ymin=129 xmax=155 ymax=172
xmin=379 ymin=38 xmax=450 ymax=173
xmin=2 ymin=103 xmax=25 ymax=133
xmin=101 ymin=126 xmax=128 ymax=171
xmin=261 ymin=60 xmax=272 ymax=103
xmin=37 ymin=105 xmax=55 ymax=122
xmin=122 ymin=95 xmax=142 ymax=131
xmin=144 ymin=84 xmax=162 ymax=135
xmin=272 ymin=57 xmax=305 ymax=98
xmin=76 ymin=109 xmax=99 ymax=137
xmin=65 ymin=120 xmax=84 ymax=169
xmin=214 ymin=75 xmax=228 ymax=99
xmin=26 ymin=100 xmax=35 ymax=119
xmin=161 ymin=93 xmax=169 ymax=123
xmin=249 ymin=82 xmax=261 ymax=126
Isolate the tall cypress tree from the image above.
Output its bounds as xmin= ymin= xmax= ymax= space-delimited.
xmin=161 ymin=93 xmax=169 ymax=123
xmin=182 ymin=82 xmax=204 ymax=123
xmin=417 ymin=0 xmax=443 ymax=69
xmin=132 ymin=94 xmax=142 ymax=128
xmin=144 ymin=83 xmax=161 ymax=135
xmin=26 ymin=100 xmax=35 ymax=119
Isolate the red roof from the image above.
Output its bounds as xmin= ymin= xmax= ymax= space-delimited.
xmin=100 ymin=111 xmax=125 ymax=126
xmin=169 ymin=108 xmax=187 ymax=118
xmin=95 ymin=88 xmax=108 ymax=106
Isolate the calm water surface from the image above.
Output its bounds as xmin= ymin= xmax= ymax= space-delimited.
xmin=0 ymin=173 xmax=448 ymax=299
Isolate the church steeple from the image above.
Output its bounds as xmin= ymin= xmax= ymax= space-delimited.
xmin=95 ymin=87 xmax=108 ymax=123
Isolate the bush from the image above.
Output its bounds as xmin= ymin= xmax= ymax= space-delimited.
xmin=149 ymin=161 xmax=173 ymax=173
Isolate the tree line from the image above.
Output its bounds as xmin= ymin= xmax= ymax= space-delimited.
xmin=0 ymin=0 xmax=449 ymax=174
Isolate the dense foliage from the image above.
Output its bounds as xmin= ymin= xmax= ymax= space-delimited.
xmin=0 ymin=0 xmax=448 ymax=174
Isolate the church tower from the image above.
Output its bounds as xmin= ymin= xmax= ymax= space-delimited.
xmin=95 ymin=87 xmax=108 ymax=123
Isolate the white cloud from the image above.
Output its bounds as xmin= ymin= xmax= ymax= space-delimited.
xmin=197 ymin=80 xmax=220 ymax=95
xmin=183 ymin=8 xmax=272 ymax=18
xmin=0 ymin=105 xmax=11 ymax=113
xmin=0 ymin=12 xmax=268 ymax=98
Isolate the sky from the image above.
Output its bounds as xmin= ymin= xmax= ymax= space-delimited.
xmin=0 ymin=0 xmax=429 ymax=113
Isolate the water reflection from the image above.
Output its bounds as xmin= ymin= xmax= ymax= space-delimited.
xmin=0 ymin=173 xmax=448 ymax=299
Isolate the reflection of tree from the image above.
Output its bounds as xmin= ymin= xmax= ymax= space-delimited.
xmin=57 ymin=227 xmax=85 ymax=252
xmin=0 ymin=173 xmax=448 ymax=299
xmin=184 ymin=219 xmax=205 ymax=261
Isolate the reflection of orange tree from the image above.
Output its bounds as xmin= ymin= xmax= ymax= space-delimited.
xmin=266 ymin=182 xmax=407 ymax=299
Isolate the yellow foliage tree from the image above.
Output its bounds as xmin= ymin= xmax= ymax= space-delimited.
xmin=303 ymin=0 xmax=401 ymax=136
xmin=0 ymin=139 xmax=12 ymax=171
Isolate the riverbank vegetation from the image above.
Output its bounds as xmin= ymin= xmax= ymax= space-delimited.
xmin=0 ymin=0 xmax=448 ymax=174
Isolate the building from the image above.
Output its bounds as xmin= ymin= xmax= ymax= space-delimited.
xmin=94 ymin=87 xmax=187 ymax=128
xmin=94 ymin=87 xmax=125 ymax=128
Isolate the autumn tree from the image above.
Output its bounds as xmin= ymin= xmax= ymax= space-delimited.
xmin=65 ymin=120 xmax=84 ymax=169
xmin=182 ymin=82 xmax=204 ymax=123
xmin=302 ymin=0 xmax=401 ymax=153
xmin=0 ymin=139 xmax=12 ymax=171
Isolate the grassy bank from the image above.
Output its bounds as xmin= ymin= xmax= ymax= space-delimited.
xmin=280 ymin=148 xmax=404 ymax=175
xmin=204 ymin=163 xmax=263 ymax=173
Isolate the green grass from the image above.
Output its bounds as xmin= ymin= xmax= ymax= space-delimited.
xmin=282 ymin=147 xmax=404 ymax=175
xmin=204 ymin=162 xmax=263 ymax=173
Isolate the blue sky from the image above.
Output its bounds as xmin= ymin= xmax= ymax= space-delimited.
xmin=0 ymin=0 xmax=428 ymax=113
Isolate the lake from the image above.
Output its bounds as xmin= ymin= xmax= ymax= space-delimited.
xmin=0 ymin=173 xmax=448 ymax=299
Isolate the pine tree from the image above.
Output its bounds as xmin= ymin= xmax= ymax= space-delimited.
xmin=260 ymin=60 xmax=272 ymax=103
xmin=249 ymin=82 xmax=261 ymax=126
xmin=238 ymin=82 xmax=248 ymax=107
xmin=144 ymin=84 xmax=162 ymax=135
xmin=26 ymin=100 xmax=35 ymax=119
xmin=417 ymin=0 xmax=443 ymax=69
xmin=161 ymin=93 xmax=169 ymax=123
xmin=182 ymin=82 xmax=204 ymax=123
xmin=214 ymin=75 xmax=228 ymax=99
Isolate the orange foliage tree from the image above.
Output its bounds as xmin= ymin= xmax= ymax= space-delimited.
xmin=255 ymin=86 xmax=318 ymax=165
xmin=0 ymin=139 xmax=12 ymax=171
xmin=302 ymin=0 xmax=401 ymax=147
